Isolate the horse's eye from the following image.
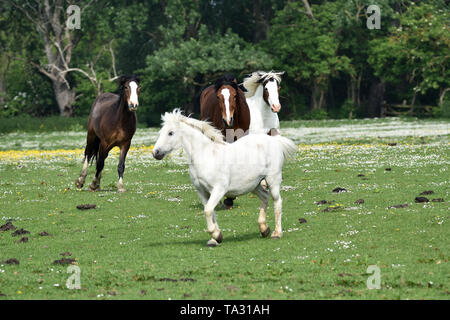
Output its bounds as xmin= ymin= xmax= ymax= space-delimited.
xmin=168 ymin=131 xmax=174 ymax=136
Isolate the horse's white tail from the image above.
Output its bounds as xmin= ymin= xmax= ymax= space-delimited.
xmin=274 ymin=135 xmax=297 ymax=160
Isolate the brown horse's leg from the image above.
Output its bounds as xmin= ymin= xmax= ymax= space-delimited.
xmin=76 ymin=132 xmax=99 ymax=189
xmin=117 ymin=141 xmax=131 ymax=193
xmin=89 ymin=143 xmax=108 ymax=191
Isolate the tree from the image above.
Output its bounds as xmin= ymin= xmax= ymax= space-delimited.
xmin=6 ymin=0 xmax=150 ymax=116
xmin=369 ymin=1 xmax=450 ymax=113
xmin=268 ymin=1 xmax=351 ymax=112
xmin=140 ymin=0 xmax=272 ymax=125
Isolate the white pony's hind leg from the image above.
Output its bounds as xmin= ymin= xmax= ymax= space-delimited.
xmin=265 ymin=174 xmax=283 ymax=239
xmin=252 ymin=184 xmax=270 ymax=237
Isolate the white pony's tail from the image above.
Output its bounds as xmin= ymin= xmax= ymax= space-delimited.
xmin=274 ymin=135 xmax=297 ymax=160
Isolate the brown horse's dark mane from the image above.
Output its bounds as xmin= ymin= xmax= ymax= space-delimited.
xmin=116 ymin=74 xmax=140 ymax=97
xmin=213 ymin=74 xmax=239 ymax=93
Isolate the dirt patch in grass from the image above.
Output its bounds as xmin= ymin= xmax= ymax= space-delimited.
xmin=3 ymin=258 xmax=19 ymax=265
xmin=12 ymin=229 xmax=30 ymax=236
xmin=76 ymin=204 xmax=96 ymax=210
xmin=332 ymin=187 xmax=347 ymax=193
xmin=53 ymin=258 xmax=77 ymax=265
xmin=388 ymin=204 xmax=408 ymax=209
xmin=0 ymin=222 xmax=16 ymax=232
xmin=17 ymin=237 xmax=28 ymax=243
xmin=415 ymin=197 xmax=429 ymax=203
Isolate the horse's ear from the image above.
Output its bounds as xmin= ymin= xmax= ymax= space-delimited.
xmin=119 ymin=76 xmax=128 ymax=87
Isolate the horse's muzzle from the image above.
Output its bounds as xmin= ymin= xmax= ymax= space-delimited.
xmin=152 ymin=149 xmax=165 ymax=160
xmin=223 ymin=117 xmax=234 ymax=128
xmin=271 ymin=104 xmax=281 ymax=113
xmin=129 ymin=104 xmax=138 ymax=112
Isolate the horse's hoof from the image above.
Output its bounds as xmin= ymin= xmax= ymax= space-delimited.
xmin=270 ymin=231 xmax=282 ymax=239
xmin=89 ymin=184 xmax=100 ymax=192
xmin=214 ymin=231 xmax=223 ymax=244
xmin=223 ymin=198 xmax=234 ymax=209
xmin=207 ymin=239 xmax=219 ymax=247
xmin=75 ymin=179 xmax=83 ymax=189
xmin=117 ymin=188 xmax=126 ymax=193
xmin=261 ymin=227 xmax=271 ymax=238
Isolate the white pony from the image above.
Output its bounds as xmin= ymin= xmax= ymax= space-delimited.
xmin=152 ymin=109 xmax=297 ymax=247
xmin=242 ymin=71 xmax=285 ymax=135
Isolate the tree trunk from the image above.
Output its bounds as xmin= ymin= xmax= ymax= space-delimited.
xmin=366 ymin=80 xmax=385 ymax=117
xmin=53 ymin=80 xmax=76 ymax=117
xmin=311 ymin=81 xmax=326 ymax=111
xmin=253 ymin=0 xmax=270 ymax=42
xmin=0 ymin=75 xmax=5 ymax=106
xmin=439 ymin=87 xmax=450 ymax=105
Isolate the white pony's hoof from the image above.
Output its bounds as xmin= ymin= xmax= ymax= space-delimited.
xmin=261 ymin=227 xmax=271 ymax=238
xmin=117 ymin=188 xmax=126 ymax=193
xmin=271 ymin=231 xmax=282 ymax=239
xmin=207 ymin=239 xmax=219 ymax=247
xmin=75 ymin=178 xmax=84 ymax=189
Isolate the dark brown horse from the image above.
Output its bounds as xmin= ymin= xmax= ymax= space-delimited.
xmin=200 ymin=73 xmax=250 ymax=208
xmin=75 ymin=75 xmax=140 ymax=193
xmin=200 ymin=73 xmax=250 ymax=142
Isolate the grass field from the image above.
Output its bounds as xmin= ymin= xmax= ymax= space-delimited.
xmin=0 ymin=118 xmax=448 ymax=299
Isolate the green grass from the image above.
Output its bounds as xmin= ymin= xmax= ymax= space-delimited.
xmin=0 ymin=120 xmax=448 ymax=300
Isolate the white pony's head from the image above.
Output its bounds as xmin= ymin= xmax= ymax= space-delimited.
xmin=242 ymin=71 xmax=284 ymax=113
xmin=152 ymin=109 xmax=184 ymax=160
xmin=152 ymin=109 xmax=225 ymax=160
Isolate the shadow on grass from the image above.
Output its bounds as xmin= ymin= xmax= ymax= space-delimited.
xmin=143 ymin=231 xmax=263 ymax=248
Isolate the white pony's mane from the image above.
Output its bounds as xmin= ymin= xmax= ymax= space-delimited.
xmin=242 ymin=70 xmax=284 ymax=98
xmin=161 ymin=109 xmax=227 ymax=145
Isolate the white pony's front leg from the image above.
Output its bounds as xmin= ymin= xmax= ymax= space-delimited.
xmin=204 ymin=188 xmax=225 ymax=247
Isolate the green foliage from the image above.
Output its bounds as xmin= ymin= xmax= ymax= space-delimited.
xmin=0 ymin=62 xmax=57 ymax=118
xmin=0 ymin=116 xmax=87 ymax=133
xmin=1 ymin=0 xmax=449 ymax=121
xmin=339 ymin=99 xmax=358 ymax=119
xmin=268 ymin=2 xmax=352 ymax=86
xmin=369 ymin=1 xmax=450 ymax=104
xmin=304 ymin=109 xmax=329 ymax=120
xmin=140 ymin=23 xmax=272 ymax=125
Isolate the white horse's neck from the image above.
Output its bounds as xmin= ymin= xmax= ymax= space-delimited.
xmin=179 ymin=123 xmax=220 ymax=163
xmin=247 ymin=84 xmax=280 ymax=133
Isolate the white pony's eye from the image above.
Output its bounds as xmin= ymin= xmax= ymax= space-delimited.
xmin=168 ymin=131 xmax=174 ymax=136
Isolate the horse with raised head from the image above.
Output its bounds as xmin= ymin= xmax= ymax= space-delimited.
xmin=200 ymin=73 xmax=250 ymax=141
xmin=242 ymin=71 xmax=285 ymax=135
xmin=75 ymin=75 xmax=140 ymax=193
xmin=152 ymin=109 xmax=296 ymax=246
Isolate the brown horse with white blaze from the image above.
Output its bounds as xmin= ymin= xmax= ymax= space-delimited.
xmin=200 ymin=73 xmax=250 ymax=141
xmin=75 ymin=75 xmax=140 ymax=193
xmin=200 ymin=73 xmax=250 ymax=208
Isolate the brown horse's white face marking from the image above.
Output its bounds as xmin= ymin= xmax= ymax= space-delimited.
xmin=125 ymin=80 xmax=140 ymax=111
xmin=263 ymin=79 xmax=281 ymax=113
xmin=217 ymin=85 xmax=237 ymax=127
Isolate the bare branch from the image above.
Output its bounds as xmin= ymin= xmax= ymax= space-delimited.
xmin=301 ymin=0 xmax=315 ymax=20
